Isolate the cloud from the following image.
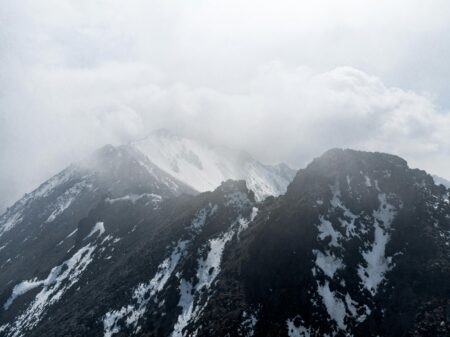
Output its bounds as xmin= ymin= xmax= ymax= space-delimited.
xmin=167 ymin=64 xmax=450 ymax=174
xmin=1 ymin=0 xmax=450 ymax=211
xmin=2 ymin=61 xmax=449 ymax=211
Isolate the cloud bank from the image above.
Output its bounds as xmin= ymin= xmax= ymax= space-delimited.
xmin=1 ymin=0 xmax=450 ymax=211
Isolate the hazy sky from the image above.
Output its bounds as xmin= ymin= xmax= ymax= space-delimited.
xmin=1 ymin=0 xmax=450 ymax=211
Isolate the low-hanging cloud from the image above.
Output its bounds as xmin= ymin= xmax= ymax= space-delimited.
xmin=1 ymin=0 xmax=450 ymax=211
xmin=2 ymin=61 xmax=449 ymax=211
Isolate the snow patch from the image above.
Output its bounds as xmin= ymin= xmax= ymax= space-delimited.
xmin=237 ymin=218 xmax=250 ymax=237
xmin=171 ymin=227 xmax=235 ymax=336
xmin=250 ymin=207 xmax=259 ymax=221
xmin=100 ymin=235 xmax=113 ymax=245
xmin=286 ymin=316 xmax=311 ymax=337
xmin=191 ymin=209 xmax=208 ymax=231
xmin=2 ymin=244 xmax=96 ymax=337
xmin=244 ymin=161 xmax=294 ymax=201
xmin=0 ymin=212 xmax=23 ymax=238
xmin=344 ymin=293 xmax=371 ymax=323
xmin=317 ymin=217 xmax=342 ymax=247
xmin=364 ymin=175 xmax=372 ymax=187
xmin=317 ymin=281 xmax=347 ymax=330
xmin=3 ymin=279 xmax=44 ymax=310
xmin=196 ymin=231 xmax=234 ymax=291
xmin=237 ymin=207 xmax=258 ymax=238
xmin=85 ymin=222 xmax=105 ymax=240
xmin=330 ymin=183 xmax=358 ymax=237
xmin=171 ymin=279 xmax=194 ymax=337
xmin=357 ymin=193 xmax=396 ymax=295
xmin=106 ymin=193 xmax=162 ymax=207
xmin=66 ymin=228 xmax=78 ymax=238
xmin=45 ymin=181 xmax=90 ymax=223
xmin=313 ymin=250 xmax=344 ymax=279
xmin=0 ymin=168 xmax=78 ymax=237
xmin=241 ymin=310 xmax=258 ymax=337
xmin=103 ymin=240 xmax=188 ymax=337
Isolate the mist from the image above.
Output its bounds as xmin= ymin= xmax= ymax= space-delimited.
xmin=1 ymin=0 xmax=450 ymax=212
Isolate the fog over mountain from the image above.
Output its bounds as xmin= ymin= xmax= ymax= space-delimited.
xmin=1 ymin=0 xmax=450 ymax=212
xmin=1 ymin=3 xmax=450 ymax=335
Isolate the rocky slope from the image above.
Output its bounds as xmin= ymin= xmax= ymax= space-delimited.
xmin=0 ymin=144 xmax=195 ymax=306
xmin=0 ymin=148 xmax=449 ymax=337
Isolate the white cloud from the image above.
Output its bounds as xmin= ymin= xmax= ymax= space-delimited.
xmin=1 ymin=0 xmax=450 ymax=210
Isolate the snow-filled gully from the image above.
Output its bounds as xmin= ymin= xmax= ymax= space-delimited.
xmin=289 ymin=181 xmax=397 ymax=336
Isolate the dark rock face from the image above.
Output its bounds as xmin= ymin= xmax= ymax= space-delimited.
xmin=0 ymin=148 xmax=449 ymax=337
xmin=231 ymin=149 xmax=450 ymax=337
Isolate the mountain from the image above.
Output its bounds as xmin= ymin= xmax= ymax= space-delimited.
xmin=433 ymin=175 xmax=450 ymax=188
xmin=0 ymin=144 xmax=195 ymax=310
xmin=1 ymin=148 xmax=449 ymax=337
xmin=133 ymin=129 xmax=296 ymax=201
xmin=229 ymin=149 xmax=450 ymax=337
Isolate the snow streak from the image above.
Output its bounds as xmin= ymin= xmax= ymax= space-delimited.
xmin=103 ymin=240 xmax=188 ymax=337
xmin=1 ymin=244 xmax=96 ymax=337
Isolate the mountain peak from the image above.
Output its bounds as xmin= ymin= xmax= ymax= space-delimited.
xmin=310 ymin=148 xmax=408 ymax=171
xmin=133 ymin=129 xmax=296 ymax=201
xmin=287 ymin=148 xmax=436 ymax=205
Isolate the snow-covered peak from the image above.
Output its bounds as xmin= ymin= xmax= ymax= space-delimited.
xmin=132 ymin=130 xmax=296 ymax=201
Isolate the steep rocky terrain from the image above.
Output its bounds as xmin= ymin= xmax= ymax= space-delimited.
xmin=0 ymin=144 xmax=195 ymax=305
xmin=0 ymin=148 xmax=449 ymax=337
xmin=209 ymin=149 xmax=450 ymax=337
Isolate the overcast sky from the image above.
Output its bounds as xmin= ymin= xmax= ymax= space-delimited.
xmin=1 ymin=0 xmax=450 ymax=211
